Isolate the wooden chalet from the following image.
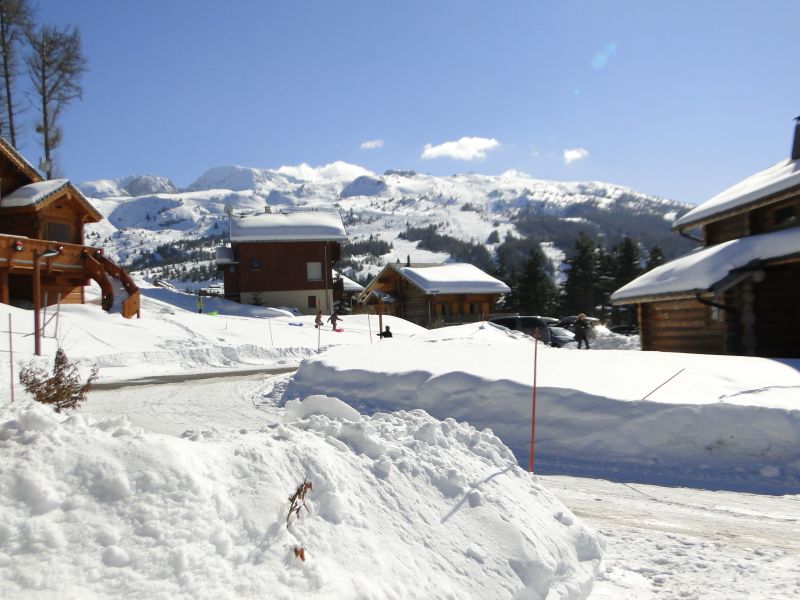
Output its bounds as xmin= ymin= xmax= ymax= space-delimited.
xmin=611 ymin=119 xmax=800 ymax=357
xmin=0 ymin=137 xmax=139 ymax=318
xmin=356 ymin=262 xmax=510 ymax=328
xmin=215 ymin=208 xmax=347 ymax=314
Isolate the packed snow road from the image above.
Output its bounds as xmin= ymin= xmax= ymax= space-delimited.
xmin=544 ymin=476 xmax=800 ymax=599
xmin=85 ymin=374 xmax=800 ymax=600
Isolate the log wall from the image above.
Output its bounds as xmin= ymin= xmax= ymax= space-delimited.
xmin=640 ymin=298 xmax=724 ymax=354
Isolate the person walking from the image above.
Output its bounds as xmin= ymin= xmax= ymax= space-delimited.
xmin=574 ymin=313 xmax=591 ymax=349
xmin=314 ymin=310 xmax=323 ymax=328
xmin=327 ymin=311 xmax=342 ymax=331
xmin=196 ymin=294 xmax=204 ymax=314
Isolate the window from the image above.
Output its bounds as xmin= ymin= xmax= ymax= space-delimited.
xmin=773 ymin=205 xmax=796 ymax=228
xmin=250 ymin=258 xmax=261 ymax=271
xmin=307 ymin=261 xmax=322 ymax=281
xmin=46 ymin=222 xmax=71 ymax=242
xmin=308 ymin=295 xmax=317 ymax=308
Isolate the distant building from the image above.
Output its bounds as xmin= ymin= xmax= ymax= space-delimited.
xmin=333 ymin=270 xmax=364 ymax=313
xmin=0 ymin=138 xmax=139 ymax=316
xmin=357 ymin=262 xmax=510 ymax=328
xmin=612 ymin=119 xmax=800 ymax=357
xmin=215 ymin=208 xmax=347 ymax=314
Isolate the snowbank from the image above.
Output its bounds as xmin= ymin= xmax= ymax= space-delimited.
xmin=283 ymin=323 xmax=800 ymax=493
xmin=0 ymin=401 xmax=602 ymax=599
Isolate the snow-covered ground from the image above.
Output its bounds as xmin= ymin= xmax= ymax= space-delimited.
xmin=1 ymin=286 xmax=799 ymax=598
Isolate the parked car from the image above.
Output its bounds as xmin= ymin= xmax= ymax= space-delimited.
xmin=489 ymin=315 xmax=560 ymax=345
xmin=547 ymin=326 xmax=577 ymax=347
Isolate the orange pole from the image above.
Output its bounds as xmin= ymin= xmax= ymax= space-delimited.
xmin=528 ymin=329 xmax=539 ymax=472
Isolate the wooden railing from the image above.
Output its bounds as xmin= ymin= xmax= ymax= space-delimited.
xmin=98 ymin=254 xmax=140 ymax=318
xmin=0 ymin=234 xmax=139 ymax=319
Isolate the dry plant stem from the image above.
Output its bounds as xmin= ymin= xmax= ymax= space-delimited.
xmin=286 ymin=479 xmax=313 ymax=526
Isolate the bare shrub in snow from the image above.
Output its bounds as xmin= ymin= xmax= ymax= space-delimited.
xmin=287 ymin=478 xmax=313 ymax=526
xmin=19 ymin=348 xmax=99 ymax=413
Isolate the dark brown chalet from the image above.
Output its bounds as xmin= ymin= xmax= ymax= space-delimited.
xmin=215 ymin=208 xmax=347 ymax=315
xmin=612 ymin=119 xmax=800 ymax=358
xmin=356 ymin=262 xmax=510 ymax=328
xmin=0 ymin=138 xmax=139 ymax=318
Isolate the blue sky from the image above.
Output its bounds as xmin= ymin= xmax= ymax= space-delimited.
xmin=15 ymin=0 xmax=800 ymax=204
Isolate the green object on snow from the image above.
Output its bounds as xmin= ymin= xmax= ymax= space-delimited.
xmin=207 ymin=310 xmax=218 ymax=316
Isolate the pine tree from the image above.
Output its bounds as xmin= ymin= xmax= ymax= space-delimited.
xmin=646 ymin=245 xmax=666 ymax=270
xmin=560 ymin=233 xmax=597 ymax=316
xmin=516 ymin=246 xmax=557 ymax=315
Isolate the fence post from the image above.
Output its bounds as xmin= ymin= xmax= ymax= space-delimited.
xmin=528 ymin=328 xmax=540 ymax=472
xmin=9 ymin=314 xmax=14 ymax=404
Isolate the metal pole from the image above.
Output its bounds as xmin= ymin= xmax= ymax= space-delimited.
xmin=642 ymin=368 xmax=685 ymax=400
xmin=268 ymin=319 xmax=274 ymax=347
xmin=33 ymin=251 xmax=42 ymax=356
xmin=378 ymin=296 xmax=383 ymax=339
xmin=42 ymin=291 xmax=48 ymax=337
xmin=9 ymin=314 xmax=14 ymax=404
xmin=528 ymin=329 xmax=540 ymax=472
xmin=55 ymin=293 xmax=62 ymax=340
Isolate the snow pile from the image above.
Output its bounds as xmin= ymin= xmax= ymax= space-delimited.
xmin=284 ymin=323 xmax=800 ymax=492
xmin=0 ymin=400 xmax=602 ymax=599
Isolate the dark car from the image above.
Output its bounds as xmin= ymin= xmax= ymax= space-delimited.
xmin=548 ymin=326 xmax=577 ymax=347
xmin=489 ymin=315 xmax=560 ymax=345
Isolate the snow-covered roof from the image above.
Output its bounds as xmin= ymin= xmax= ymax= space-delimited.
xmin=673 ymin=158 xmax=800 ymax=229
xmin=399 ymin=263 xmax=511 ymax=295
xmin=0 ymin=179 xmax=70 ymax=208
xmin=335 ymin=271 xmax=364 ymax=292
xmin=612 ymin=226 xmax=800 ymax=303
xmin=230 ymin=210 xmax=347 ymax=242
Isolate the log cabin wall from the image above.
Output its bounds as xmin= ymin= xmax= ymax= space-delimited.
xmin=750 ymin=196 xmax=800 ymax=235
xmin=38 ymin=197 xmax=84 ymax=244
xmin=750 ymin=262 xmax=800 ymax=358
xmin=0 ymin=212 xmax=38 ymax=238
xmin=640 ymin=298 xmax=725 ymax=354
xmin=703 ymin=213 xmax=749 ymax=245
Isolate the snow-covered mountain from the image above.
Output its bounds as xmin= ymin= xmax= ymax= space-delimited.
xmin=79 ymin=162 xmax=695 ymax=283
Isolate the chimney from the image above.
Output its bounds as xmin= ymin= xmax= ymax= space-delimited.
xmin=792 ymin=116 xmax=800 ymax=161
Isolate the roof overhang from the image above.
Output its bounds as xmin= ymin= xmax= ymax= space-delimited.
xmin=673 ymin=183 xmax=800 ymax=232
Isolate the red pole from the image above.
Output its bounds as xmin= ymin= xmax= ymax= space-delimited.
xmin=9 ymin=314 xmax=14 ymax=404
xmin=528 ymin=328 xmax=539 ymax=472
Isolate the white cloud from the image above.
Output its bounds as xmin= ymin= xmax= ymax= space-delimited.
xmin=563 ymin=148 xmax=589 ymax=164
xmin=360 ymin=139 xmax=384 ymax=150
xmin=421 ymin=136 xmax=500 ymax=161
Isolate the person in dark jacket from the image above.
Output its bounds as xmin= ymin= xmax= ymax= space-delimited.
xmin=327 ymin=311 xmax=342 ymax=331
xmin=378 ymin=325 xmax=393 ymax=338
xmin=574 ymin=313 xmax=591 ymax=349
